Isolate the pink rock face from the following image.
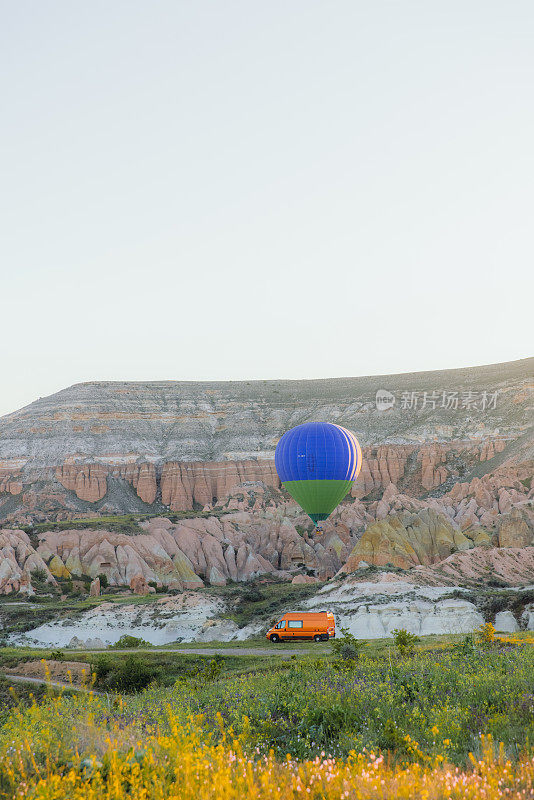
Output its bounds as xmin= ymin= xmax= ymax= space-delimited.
xmin=411 ymin=546 xmax=534 ymax=587
xmin=498 ymin=489 xmax=513 ymax=514
xmin=1 ymin=436 xmax=532 ymax=594
xmin=0 ymin=467 xmax=24 ymax=496
xmin=291 ymin=574 xmax=318 ymax=585
xmin=348 ymin=441 xmax=514 ymax=499
xmin=0 ymin=530 xmax=55 ymax=594
xmin=129 ymin=574 xmax=155 ymax=595
xmin=133 ymin=463 xmax=157 ymax=505
xmin=56 ymin=464 xmax=108 ymax=502
xmin=0 ymin=478 xmax=23 ymax=495
xmin=498 ymin=509 xmax=534 ymax=548
xmin=50 ymin=460 xmax=277 ymax=511
xmin=160 ymin=460 xmax=279 ymax=511
xmin=2 ymin=434 xmax=528 ymax=530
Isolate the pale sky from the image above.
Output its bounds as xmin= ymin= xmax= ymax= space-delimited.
xmin=1 ymin=1 xmax=533 ymax=417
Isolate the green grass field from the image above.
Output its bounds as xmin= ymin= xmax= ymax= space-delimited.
xmin=2 ymin=630 xmax=534 ymax=798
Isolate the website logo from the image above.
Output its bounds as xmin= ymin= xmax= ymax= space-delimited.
xmin=375 ymin=389 xmax=395 ymax=411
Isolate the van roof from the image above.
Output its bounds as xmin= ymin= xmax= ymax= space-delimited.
xmin=282 ymin=611 xmax=332 ymax=617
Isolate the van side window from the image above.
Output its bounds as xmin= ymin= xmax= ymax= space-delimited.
xmin=275 ymin=620 xmax=285 ymax=629
xmin=287 ymin=620 xmax=303 ymax=628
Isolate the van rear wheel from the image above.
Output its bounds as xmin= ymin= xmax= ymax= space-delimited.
xmin=313 ymin=634 xmax=322 ymax=642
xmin=270 ymin=634 xmax=280 ymax=643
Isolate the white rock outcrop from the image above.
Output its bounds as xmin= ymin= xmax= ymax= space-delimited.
xmin=11 ymin=593 xmax=225 ymax=648
xmin=304 ymin=576 xmax=485 ymax=639
xmin=337 ymin=599 xmax=483 ymax=639
xmin=493 ymin=611 xmax=519 ymax=633
xmin=521 ymin=605 xmax=534 ymax=631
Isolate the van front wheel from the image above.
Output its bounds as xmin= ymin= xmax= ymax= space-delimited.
xmin=313 ymin=634 xmax=322 ymax=642
xmin=270 ymin=634 xmax=280 ymax=643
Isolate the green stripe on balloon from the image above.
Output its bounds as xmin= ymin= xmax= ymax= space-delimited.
xmin=282 ymin=479 xmax=354 ymax=524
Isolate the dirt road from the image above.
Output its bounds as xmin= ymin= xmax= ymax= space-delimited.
xmin=6 ymin=674 xmax=103 ymax=694
xmin=107 ymin=646 xmax=314 ymax=657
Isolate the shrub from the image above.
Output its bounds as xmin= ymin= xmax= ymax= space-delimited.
xmin=487 ymin=578 xmax=508 ymax=589
xmin=241 ymin=588 xmax=265 ymax=603
xmin=453 ymin=634 xmax=477 ymax=656
xmin=195 ymin=656 xmax=223 ymax=684
xmin=110 ymin=635 xmax=151 ymax=649
xmin=331 ymin=627 xmax=364 ymax=666
xmin=392 ymin=628 xmax=420 ymax=657
xmin=510 ymin=589 xmax=534 ymax=612
xmin=31 ymin=568 xmax=48 ymax=584
xmin=305 ymin=702 xmax=358 ymax=741
xmin=476 ymin=622 xmax=496 ymax=645
xmin=93 ymin=654 xmax=159 ymax=692
xmin=97 ymin=573 xmax=109 ymax=589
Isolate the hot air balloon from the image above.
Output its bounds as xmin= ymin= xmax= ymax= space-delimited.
xmin=274 ymin=422 xmax=362 ymax=534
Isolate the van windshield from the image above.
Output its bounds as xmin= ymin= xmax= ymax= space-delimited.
xmin=275 ymin=620 xmax=285 ymax=629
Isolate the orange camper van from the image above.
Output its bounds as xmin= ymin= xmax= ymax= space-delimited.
xmin=266 ymin=611 xmax=335 ymax=643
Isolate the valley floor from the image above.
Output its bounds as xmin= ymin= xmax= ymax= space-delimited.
xmin=1 ymin=632 xmax=534 ymax=799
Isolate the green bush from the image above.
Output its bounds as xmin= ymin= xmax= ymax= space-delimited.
xmin=487 ymin=578 xmax=509 ymax=589
xmin=195 ymin=656 xmax=223 ymax=684
xmin=109 ymin=635 xmax=151 ymax=649
xmin=392 ymin=628 xmax=420 ymax=657
xmin=31 ymin=568 xmax=49 ymax=585
xmin=331 ymin=627 xmax=364 ymax=666
xmin=93 ymin=654 xmax=159 ymax=692
xmin=97 ymin=574 xmax=109 ymax=589
xmin=453 ymin=634 xmax=477 ymax=656
xmin=50 ymin=650 xmax=65 ymax=661
xmin=241 ymin=588 xmax=265 ymax=603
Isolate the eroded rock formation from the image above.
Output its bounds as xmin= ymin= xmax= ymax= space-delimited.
xmin=159 ymin=460 xmax=279 ymax=511
xmin=56 ymin=464 xmax=108 ymax=503
xmin=342 ymin=510 xmax=473 ymax=570
xmin=0 ymin=529 xmax=55 ymax=594
xmin=2 ymin=440 xmax=529 ymax=525
xmin=411 ymin=546 xmax=534 ymax=587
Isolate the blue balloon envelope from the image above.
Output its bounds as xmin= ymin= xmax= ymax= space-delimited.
xmin=275 ymin=422 xmax=362 ymax=527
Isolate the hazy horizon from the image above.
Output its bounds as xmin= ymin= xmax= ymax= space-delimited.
xmin=2 ymin=2 xmax=533 ymax=417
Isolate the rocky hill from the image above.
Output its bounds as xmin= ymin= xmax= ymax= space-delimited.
xmin=0 ymin=358 xmax=532 ymax=524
